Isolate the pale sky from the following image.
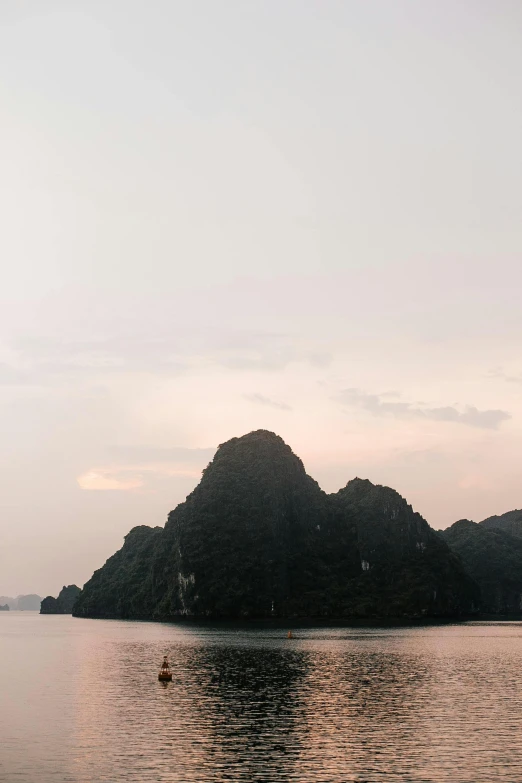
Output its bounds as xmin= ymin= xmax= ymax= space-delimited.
xmin=1 ymin=0 xmax=521 ymax=597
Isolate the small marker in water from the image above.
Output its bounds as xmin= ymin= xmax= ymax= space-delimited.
xmin=158 ymin=655 xmax=172 ymax=681
xmin=287 ymin=631 xmax=293 ymax=639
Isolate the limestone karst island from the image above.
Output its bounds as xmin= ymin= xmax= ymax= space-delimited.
xmin=71 ymin=430 xmax=522 ymax=621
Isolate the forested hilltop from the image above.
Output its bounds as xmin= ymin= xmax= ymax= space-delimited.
xmin=442 ymin=514 xmax=522 ymax=614
xmin=480 ymin=509 xmax=522 ymax=539
xmin=73 ymin=430 xmax=480 ymax=621
xmin=40 ymin=585 xmax=81 ymax=614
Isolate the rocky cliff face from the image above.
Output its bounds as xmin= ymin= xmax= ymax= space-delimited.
xmin=40 ymin=585 xmax=81 ymax=614
xmin=337 ymin=478 xmax=436 ymax=566
xmin=336 ymin=480 xmax=479 ymax=616
xmin=73 ymin=527 xmax=163 ymax=619
xmin=156 ymin=430 xmax=362 ymax=618
xmin=73 ymin=430 xmax=480 ymax=620
xmin=442 ymin=519 xmax=522 ymax=613
xmin=75 ymin=432 xmax=361 ymax=619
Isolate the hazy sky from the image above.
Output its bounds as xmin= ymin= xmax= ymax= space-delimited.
xmin=1 ymin=0 xmax=521 ymax=597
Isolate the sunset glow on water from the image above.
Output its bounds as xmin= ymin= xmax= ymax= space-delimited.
xmin=2 ymin=614 xmax=522 ymax=782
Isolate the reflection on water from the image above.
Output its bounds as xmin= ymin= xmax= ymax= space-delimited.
xmin=1 ymin=615 xmax=522 ymax=782
xmin=185 ymin=645 xmax=309 ymax=782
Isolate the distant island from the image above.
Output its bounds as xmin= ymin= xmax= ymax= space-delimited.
xmin=75 ymin=428 xmax=519 ymax=622
xmin=0 ymin=594 xmax=42 ymax=611
xmin=40 ymin=585 xmax=81 ymax=614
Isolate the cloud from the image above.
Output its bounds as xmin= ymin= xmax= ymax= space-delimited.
xmin=243 ymin=393 xmax=292 ymax=411
xmin=10 ymin=331 xmax=330 ymax=377
xmin=104 ymin=445 xmax=216 ymax=465
xmin=457 ymin=474 xmax=494 ymax=491
xmin=0 ymin=363 xmax=31 ymax=385
xmin=76 ymin=460 xmax=207 ymax=492
xmin=77 ymin=443 xmax=218 ymax=492
xmin=11 ymin=336 xmax=187 ymax=377
xmin=77 ymin=470 xmax=144 ymax=491
xmin=338 ymin=388 xmax=511 ymax=430
xmin=487 ymin=367 xmax=522 ymax=384
xmin=196 ymin=331 xmax=331 ymax=371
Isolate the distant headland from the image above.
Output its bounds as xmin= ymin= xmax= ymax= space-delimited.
xmin=40 ymin=585 xmax=81 ymax=614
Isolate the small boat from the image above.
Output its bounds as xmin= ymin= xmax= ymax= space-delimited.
xmin=158 ymin=655 xmax=172 ymax=681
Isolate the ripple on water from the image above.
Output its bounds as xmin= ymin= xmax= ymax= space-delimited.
xmin=0 ymin=617 xmax=521 ymax=782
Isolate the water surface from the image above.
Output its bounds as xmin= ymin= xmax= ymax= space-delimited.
xmin=1 ymin=613 xmax=521 ymax=782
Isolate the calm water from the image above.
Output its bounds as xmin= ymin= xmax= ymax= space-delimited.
xmin=1 ymin=614 xmax=521 ymax=782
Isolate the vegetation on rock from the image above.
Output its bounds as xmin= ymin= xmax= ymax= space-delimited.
xmin=40 ymin=585 xmax=81 ymax=614
xmin=157 ymin=431 xmax=362 ymax=618
xmin=336 ymin=480 xmax=479 ymax=617
xmin=74 ymin=430 xmax=481 ymax=621
xmin=441 ymin=519 xmax=522 ymax=613
xmin=71 ymin=527 xmax=163 ymax=619
xmin=479 ymin=510 xmax=522 ymax=540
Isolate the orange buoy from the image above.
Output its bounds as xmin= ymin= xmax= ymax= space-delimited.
xmin=158 ymin=655 xmax=173 ymax=681
xmin=287 ymin=631 xmax=293 ymax=639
